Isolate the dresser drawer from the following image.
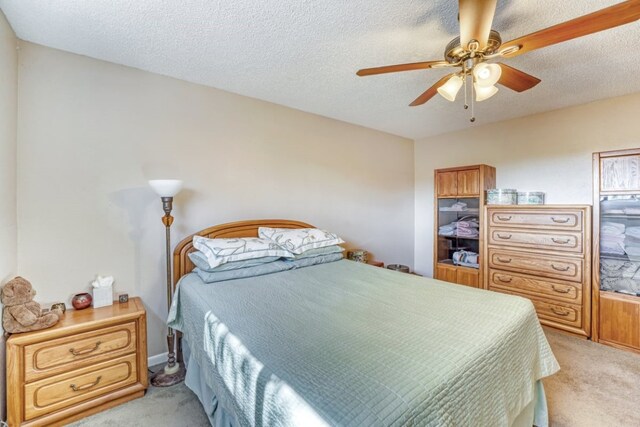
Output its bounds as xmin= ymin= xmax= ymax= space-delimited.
xmin=488 ymin=209 xmax=583 ymax=231
xmin=24 ymin=353 xmax=138 ymax=421
xmin=24 ymin=322 xmax=137 ymax=382
xmin=496 ymin=290 xmax=582 ymax=329
xmin=489 ymin=229 xmax=583 ymax=254
xmin=488 ymin=269 xmax=582 ymax=304
xmin=529 ymin=297 xmax=582 ymax=329
xmin=488 ymin=248 xmax=583 ymax=283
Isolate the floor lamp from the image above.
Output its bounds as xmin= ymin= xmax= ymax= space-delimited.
xmin=148 ymin=179 xmax=186 ymax=387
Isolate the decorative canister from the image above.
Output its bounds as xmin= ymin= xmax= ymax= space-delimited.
xmin=486 ymin=189 xmax=518 ymax=205
xmin=517 ymin=191 xmax=545 ymax=205
xmin=347 ymin=249 xmax=368 ymax=263
xmin=71 ymin=292 xmax=92 ymax=310
xmin=387 ymin=264 xmax=410 ymax=273
xmin=51 ymin=302 xmax=67 ymax=313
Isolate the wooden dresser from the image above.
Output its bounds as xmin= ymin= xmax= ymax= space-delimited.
xmin=6 ymin=297 xmax=148 ymax=426
xmin=484 ymin=206 xmax=592 ymax=337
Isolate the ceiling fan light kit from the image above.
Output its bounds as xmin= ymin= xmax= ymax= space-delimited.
xmin=356 ymin=0 xmax=640 ymax=122
xmin=437 ymin=75 xmax=464 ymax=102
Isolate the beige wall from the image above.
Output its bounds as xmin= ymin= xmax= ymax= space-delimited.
xmin=16 ymin=42 xmax=415 ymax=356
xmin=0 ymin=10 xmax=17 ymax=422
xmin=0 ymin=12 xmax=17 ymax=284
xmin=415 ymin=92 xmax=640 ymax=277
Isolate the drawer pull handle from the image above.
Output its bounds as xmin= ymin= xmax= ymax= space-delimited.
xmin=551 ymin=264 xmax=570 ymax=272
xmin=69 ymin=341 xmax=102 ymax=356
xmin=497 ymin=275 xmax=513 ymax=283
xmin=496 ymin=215 xmax=512 ymax=221
xmin=550 ymin=307 xmax=571 ymax=316
xmin=551 ymin=285 xmax=572 ymax=294
xmin=551 ymin=238 xmax=570 ymax=244
xmin=496 ymin=233 xmax=512 ymax=240
xmin=70 ymin=376 xmax=102 ymax=392
xmin=551 ymin=217 xmax=570 ymax=223
xmin=497 ymin=257 xmax=512 ymax=263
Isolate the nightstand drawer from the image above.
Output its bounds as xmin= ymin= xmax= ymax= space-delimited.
xmin=24 ymin=353 xmax=138 ymax=421
xmin=24 ymin=322 xmax=137 ymax=382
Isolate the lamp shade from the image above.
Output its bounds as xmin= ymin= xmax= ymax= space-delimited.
xmin=473 ymin=63 xmax=501 ymax=88
xmin=148 ymin=179 xmax=183 ymax=197
xmin=437 ymin=75 xmax=464 ymax=102
xmin=474 ymin=83 xmax=499 ymax=102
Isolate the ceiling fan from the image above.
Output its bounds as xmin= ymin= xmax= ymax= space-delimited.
xmin=356 ymin=0 xmax=640 ymax=121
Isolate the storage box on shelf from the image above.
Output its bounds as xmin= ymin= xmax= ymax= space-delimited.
xmin=434 ymin=164 xmax=496 ymax=288
xmin=593 ymin=149 xmax=640 ymax=353
xmin=484 ymin=205 xmax=592 ymax=337
xmin=6 ymin=297 xmax=148 ymax=426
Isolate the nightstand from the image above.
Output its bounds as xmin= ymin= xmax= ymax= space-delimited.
xmin=6 ymin=297 xmax=148 ymax=426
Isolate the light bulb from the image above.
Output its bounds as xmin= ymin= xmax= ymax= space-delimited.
xmin=474 ymin=83 xmax=499 ymax=102
xmin=437 ymin=75 xmax=463 ymax=102
xmin=473 ymin=63 xmax=502 ymax=88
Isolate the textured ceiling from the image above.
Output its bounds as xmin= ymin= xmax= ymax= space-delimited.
xmin=1 ymin=0 xmax=639 ymax=139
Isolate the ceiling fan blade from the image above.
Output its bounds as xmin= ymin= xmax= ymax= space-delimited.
xmin=459 ymin=0 xmax=498 ymax=50
xmin=497 ymin=63 xmax=541 ymax=92
xmin=356 ymin=60 xmax=450 ymax=76
xmin=409 ymin=74 xmax=454 ymax=107
xmin=501 ymin=0 xmax=640 ymax=58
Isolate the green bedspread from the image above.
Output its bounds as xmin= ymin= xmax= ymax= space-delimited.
xmin=169 ymin=259 xmax=558 ymax=426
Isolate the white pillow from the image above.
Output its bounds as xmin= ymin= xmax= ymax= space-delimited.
xmin=258 ymin=227 xmax=344 ymax=255
xmin=193 ymin=236 xmax=293 ymax=268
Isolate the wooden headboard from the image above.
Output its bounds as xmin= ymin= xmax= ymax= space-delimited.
xmin=172 ymin=219 xmax=314 ymax=289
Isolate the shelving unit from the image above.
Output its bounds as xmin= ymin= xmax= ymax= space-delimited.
xmin=593 ymin=149 xmax=640 ymax=353
xmin=434 ymin=164 xmax=496 ymax=288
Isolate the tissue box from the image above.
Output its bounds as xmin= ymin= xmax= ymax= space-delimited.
xmin=93 ymin=285 xmax=113 ymax=308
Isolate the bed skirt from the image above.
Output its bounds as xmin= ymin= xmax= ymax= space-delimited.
xmin=183 ymin=338 xmax=549 ymax=427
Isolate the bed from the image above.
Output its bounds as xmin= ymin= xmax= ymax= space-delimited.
xmin=167 ymin=219 xmax=559 ymax=427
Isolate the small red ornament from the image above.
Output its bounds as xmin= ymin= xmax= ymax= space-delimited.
xmin=72 ymin=292 xmax=92 ymax=310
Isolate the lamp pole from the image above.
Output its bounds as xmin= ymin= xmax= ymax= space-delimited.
xmin=149 ymin=180 xmax=186 ymax=387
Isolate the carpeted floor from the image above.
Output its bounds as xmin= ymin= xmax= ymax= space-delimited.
xmin=71 ymin=328 xmax=640 ymax=426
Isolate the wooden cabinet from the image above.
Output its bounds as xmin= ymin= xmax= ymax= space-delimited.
xmin=437 ymin=171 xmax=458 ymax=197
xmin=598 ymin=292 xmax=640 ymax=351
xmin=456 ymin=268 xmax=480 ymax=287
xmin=434 ymin=165 xmax=496 ymax=289
xmin=435 ymin=263 xmax=457 ymax=283
xmin=6 ymin=297 xmax=148 ymax=426
xmin=593 ymin=149 xmax=640 ymax=354
xmin=457 ymin=169 xmax=480 ymax=196
xmin=435 ymin=264 xmax=478 ymax=288
xmin=485 ymin=205 xmax=592 ymax=337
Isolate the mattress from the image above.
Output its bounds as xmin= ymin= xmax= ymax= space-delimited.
xmin=169 ymin=259 xmax=559 ymax=426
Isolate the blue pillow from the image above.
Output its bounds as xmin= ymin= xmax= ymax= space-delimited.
xmin=294 ymin=245 xmax=344 ymax=260
xmin=188 ymin=251 xmax=281 ymax=272
xmin=193 ymin=260 xmax=293 ymax=283
xmin=285 ymin=252 xmax=344 ymax=268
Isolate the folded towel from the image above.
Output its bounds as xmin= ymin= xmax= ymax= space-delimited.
xmin=601 ymin=222 xmax=625 ymax=235
xmin=626 ymin=227 xmax=640 ymax=239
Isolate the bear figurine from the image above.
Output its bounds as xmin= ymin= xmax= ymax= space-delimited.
xmin=2 ymin=277 xmax=63 ymax=334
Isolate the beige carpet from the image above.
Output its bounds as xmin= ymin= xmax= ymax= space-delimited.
xmin=542 ymin=327 xmax=640 ymax=427
xmin=71 ymin=328 xmax=640 ymax=426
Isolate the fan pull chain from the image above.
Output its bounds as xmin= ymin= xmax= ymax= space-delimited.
xmin=463 ymin=74 xmax=468 ymax=110
xmin=470 ymin=75 xmax=476 ymax=123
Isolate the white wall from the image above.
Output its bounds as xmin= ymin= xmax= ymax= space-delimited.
xmin=0 ymin=10 xmax=17 ymax=421
xmin=16 ymin=42 xmax=415 ymax=356
xmin=415 ymin=92 xmax=640 ymax=277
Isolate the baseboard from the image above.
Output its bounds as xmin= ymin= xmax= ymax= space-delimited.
xmin=148 ymin=352 xmax=168 ymax=367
